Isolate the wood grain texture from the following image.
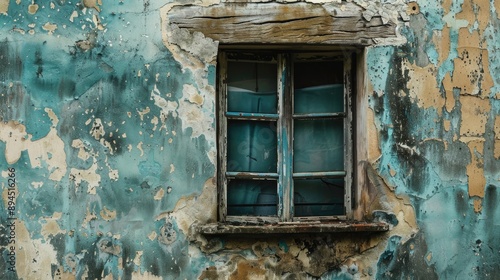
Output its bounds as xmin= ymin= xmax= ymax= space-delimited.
xmin=168 ymin=2 xmax=397 ymax=45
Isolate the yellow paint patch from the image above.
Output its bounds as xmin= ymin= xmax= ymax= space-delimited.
xmin=0 ymin=112 xmax=67 ymax=181
xmin=389 ymin=167 xmax=397 ymax=177
xmin=463 ymin=138 xmax=485 ymax=198
xmin=15 ymin=221 xmax=59 ymax=279
xmin=496 ymin=0 xmax=500 ymax=19
xmin=406 ymin=2 xmax=419 ymax=15
xmin=442 ymin=0 xmax=452 ymax=13
xmin=442 ymin=73 xmax=455 ymax=113
xmin=148 ymin=231 xmax=157 ymax=241
xmin=90 ymin=118 xmax=105 ymax=140
xmin=494 ymin=117 xmax=500 ymax=158
xmin=459 ymin=95 xmax=490 ymax=136
xmin=457 ymin=0 xmax=490 ymax=31
xmin=82 ymin=208 xmax=97 ymax=228
xmin=184 ymin=84 xmax=205 ymax=106
xmin=42 ymin=22 xmax=58 ymax=34
xmin=443 ymin=120 xmax=451 ymax=131
xmin=0 ymin=0 xmax=9 ymax=15
xmin=495 ymin=140 xmax=500 ymax=159
xmin=41 ymin=213 xmax=66 ymax=240
xmin=154 ymin=188 xmax=165 ymax=200
xmin=133 ymin=251 xmax=144 ymax=266
xmin=82 ymin=0 xmax=102 ymax=12
xmin=28 ymin=3 xmax=38 ymax=14
xmin=138 ymin=107 xmax=151 ymax=121
xmin=131 ymin=271 xmax=162 ymax=279
xmin=426 ymin=252 xmax=432 ymax=262
xmin=453 ymin=30 xmax=493 ymax=97
xmin=137 ymin=141 xmax=144 ymax=156
xmin=433 ymin=26 xmax=450 ymax=66
xmin=404 ymin=60 xmax=444 ymax=114
xmin=367 ymin=108 xmax=381 ymax=162
xmin=473 ymin=197 xmax=482 ymax=213
xmin=100 ymin=206 xmax=117 ymax=221
xmin=70 ymin=160 xmax=101 ymax=194
xmin=72 ymin=139 xmax=91 ymax=161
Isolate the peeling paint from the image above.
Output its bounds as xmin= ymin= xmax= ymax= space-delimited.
xmin=0 ymin=0 xmax=499 ymax=279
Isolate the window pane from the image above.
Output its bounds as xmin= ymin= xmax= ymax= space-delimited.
xmin=227 ymin=61 xmax=277 ymax=114
xmin=294 ymin=60 xmax=343 ymax=114
xmin=227 ymin=120 xmax=277 ymax=173
xmin=294 ymin=178 xmax=344 ymax=216
xmin=293 ymin=119 xmax=344 ymax=172
xmin=227 ymin=179 xmax=277 ymax=216
xmin=294 ymin=84 xmax=344 ymax=114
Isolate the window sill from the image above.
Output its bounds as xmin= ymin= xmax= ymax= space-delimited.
xmin=197 ymin=221 xmax=389 ymax=235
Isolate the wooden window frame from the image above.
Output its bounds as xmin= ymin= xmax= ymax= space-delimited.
xmin=217 ymin=49 xmax=357 ymax=224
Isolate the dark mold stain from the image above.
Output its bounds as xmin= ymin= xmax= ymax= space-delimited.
xmin=377 ymin=233 xmax=438 ymax=280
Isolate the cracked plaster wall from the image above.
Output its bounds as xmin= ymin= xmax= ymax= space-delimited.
xmin=0 ymin=0 xmax=499 ymax=279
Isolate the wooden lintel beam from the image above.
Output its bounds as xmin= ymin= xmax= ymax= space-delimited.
xmin=168 ymin=2 xmax=397 ymax=46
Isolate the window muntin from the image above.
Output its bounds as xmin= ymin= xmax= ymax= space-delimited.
xmin=218 ymin=51 xmax=353 ymax=223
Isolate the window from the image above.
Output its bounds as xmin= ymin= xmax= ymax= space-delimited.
xmin=218 ymin=50 xmax=355 ymax=223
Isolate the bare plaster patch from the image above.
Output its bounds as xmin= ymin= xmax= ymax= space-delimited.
xmin=42 ymin=22 xmax=58 ymax=34
xmin=462 ymin=138 xmax=486 ymax=198
xmin=177 ymin=84 xmax=214 ymax=138
xmin=403 ymin=60 xmax=444 ymax=114
xmin=367 ymin=108 xmax=381 ymax=162
xmin=0 ymin=111 xmax=67 ymax=181
xmin=459 ymin=95 xmax=490 ymax=137
xmin=15 ymin=221 xmax=59 ymax=279
xmin=0 ymin=0 xmax=9 ymax=15
xmin=70 ymin=159 xmax=101 ymax=194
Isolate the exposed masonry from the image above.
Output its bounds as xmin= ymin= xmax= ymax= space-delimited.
xmin=0 ymin=0 xmax=499 ymax=279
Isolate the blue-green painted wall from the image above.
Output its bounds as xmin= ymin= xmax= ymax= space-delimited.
xmin=0 ymin=0 xmax=499 ymax=279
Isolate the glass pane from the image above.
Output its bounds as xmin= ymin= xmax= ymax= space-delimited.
xmin=294 ymin=84 xmax=344 ymax=114
xmin=294 ymin=178 xmax=344 ymax=216
xmin=227 ymin=61 xmax=278 ymax=114
xmin=293 ymin=119 xmax=344 ymax=172
xmin=294 ymin=61 xmax=344 ymax=114
xmin=227 ymin=179 xmax=277 ymax=216
xmin=227 ymin=120 xmax=277 ymax=173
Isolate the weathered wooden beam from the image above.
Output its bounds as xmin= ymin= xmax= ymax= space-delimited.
xmin=168 ymin=2 xmax=397 ymax=45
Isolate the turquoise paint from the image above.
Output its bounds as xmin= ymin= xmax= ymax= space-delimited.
xmin=366 ymin=46 xmax=394 ymax=94
xmin=485 ymin=13 xmax=500 ymax=97
xmin=1 ymin=0 xmax=500 ymax=279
